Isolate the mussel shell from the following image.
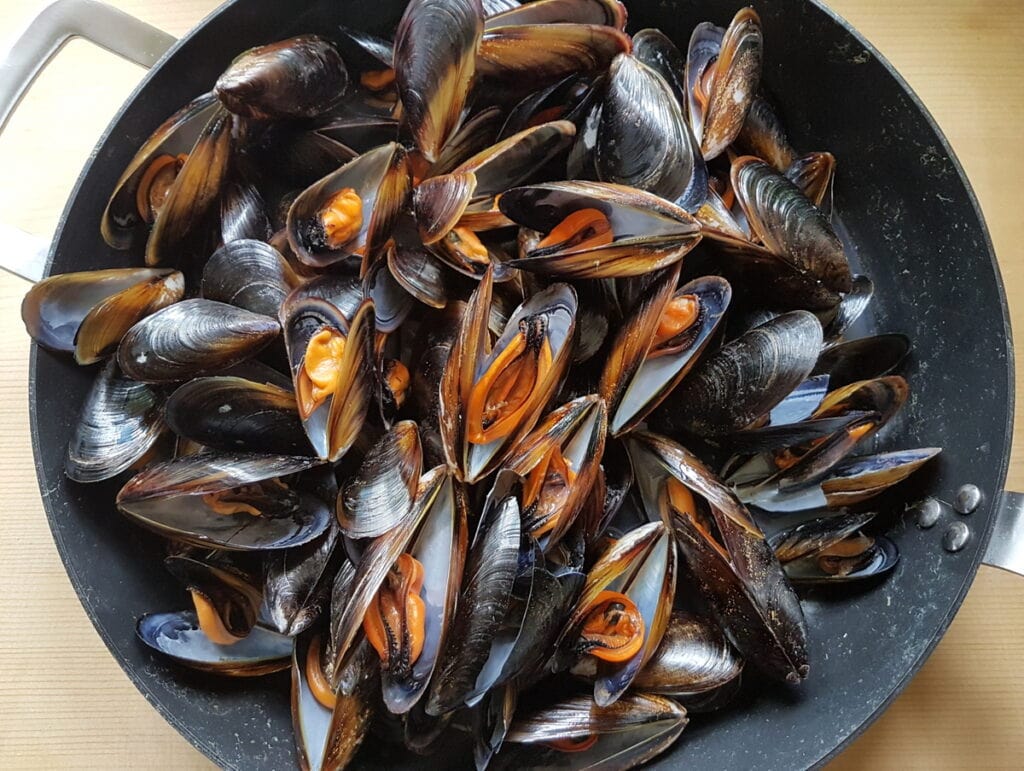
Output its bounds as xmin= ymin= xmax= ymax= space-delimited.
xmin=264 ymin=523 xmax=342 ymax=636
xmin=596 ymin=54 xmax=694 ymax=202
xmin=165 ymin=376 xmax=311 ymax=455
xmin=202 ymin=240 xmax=298 ymax=318
xmin=145 ymin=106 xmax=234 ymax=267
xmin=287 ymin=142 xmax=410 ymax=268
xmin=783 ymin=534 xmax=900 ymax=584
xmin=220 ymin=179 xmax=273 ymax=243
xmin=215 ymin=35 xmax=348 ymax=120
xmin=821 ymin=447 xmax=941 ymax=507
xmin=427 ymin=106 xmax=504 ymax=176
xmin=661 ymin=310 xmax=823 ymax=436
xmin=698 ymin=8 xmax=762 ymax=160
xmin=631 ymin=28 xmax=708 ymax=211
xmin=732 ymin=156 xmax=853 ymax=294
xmin=627 ymin=433 xmax=809 ymax=683
xmin=786 ymin=151 xmax=836 ymax=215
xmin=137 ymin=611 xmax=292 ymax=676
xmin=826 ymin=274 xmax=874 ymax=340
xmin=768 ymin=374 xmax=830 ymax=426
xmin=484 ymin=0 xmax=626 ymax=28
xmin=498 ymin=692 xmax=687 ymax=771
xmin=117 ymin=299 xmax=280 ymax=383
xmin=632 ymin=611 xmax=743 ymax=696
xmin=338 ymin=420 xmax=423 ymax=539
xmin=66 ymin=359 xmax=166 ymax=483
xmin=813 ymin=333 xmax=911 ymax=390
xmin=736 ymin=94 xmax=795 ymax=171
xmin=476 ymin=23 xmax=631 ymax=100
xmin=165 ymin=554 xmax=263 ymax=640
xmin=22 ymin=268 xmax=185 ymax=364
xmin=381 ymin=468 xmax=470 ymax=714
xmin=426 ymin=475 xmax=522 ymax=715
xmin=499 ymin=74 xmax=599 ymax=140
xmin=769 ymin=511 xmax=877 ymax=564
xmin=280 ymin=296 xmax=375 ymax=461
xmin=394 ymin=0 xmax=483 ymax=162
xmin=413 ymin=172 xmax=478 ymax=245
xmin=501 ymin=181 xmax=702 ymax=278
xmin=684 ymin=21 xmax=723 ymax=147
xmin=387 ymin=243 xmax=451 ymax=309
xmin=606 ymin=274 xmax=732 ymax=436
xmin=101 ymin=92 xmax=219 ymax=250
xmin=116 ymin=452 xmax=329 ymax=550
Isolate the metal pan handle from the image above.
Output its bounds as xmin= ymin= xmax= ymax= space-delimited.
xmin=0 ymin=0 xmax=176 ymax=282
xmin=984 ymin=490 xmax=1024 ymax=577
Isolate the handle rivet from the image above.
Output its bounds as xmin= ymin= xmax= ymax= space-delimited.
xmin=942 ymin=521 xmax=971 ymax=553
xmin=914 ymin=498 xmax=942 ymax=528
xmin=954 ymin=484 xmax=982 ymax=515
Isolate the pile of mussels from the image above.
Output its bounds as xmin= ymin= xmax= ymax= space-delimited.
xmin=21 ymin=0 xmax=940 ymax=767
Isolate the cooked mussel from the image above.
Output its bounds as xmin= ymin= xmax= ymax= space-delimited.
xmin=394 ymin=0 xmax=483 ymax=161
xmin=287 ymin=143 xmax=411 ymax=268
xmin=595 ymin=53 xmax=697 ymax=202
xmin=602 ymin=270 xmax=731 ymax=435
xmin=101 ymin=92 xmax=219 ymax=250
xmin=165 ymin=553 xmax=263 ymax=645
xmin=201 ymin=239 xmax=299 ymax=318
xmin=337 ymin=420 xmax=423 ymax=539
xmin=626 ymin=432 xmax=809 ymax=683
xmin=264 ymin=523 xmax=343 ymax=637
xmin=500 ymin=181 xmax=702 ymax=278
xmin=116 ymin=452 xmax=329 ymax=550
xmin=22 ymin=267 xmax=184 ymax=365
xmin=483 ymin=0 xmax=626 ymax=29
xmin=770 ymin=512 xmax=900 ymax=584
xmin=496 ymin=692 xmax=687 ymax=770
xmin=439 ymin=271 xmax=577 ymax=482
xmin=556 ymin=520 xmax=676 ymax=706
xmin=281 ymin=296 xmax=375 ymax=462
xmin=502 ymin=394 xmax=607 ymax=550
xmin=632 ymin=610 xmax=743 ymax=698
xmin=686 ymin=8 xmax=762 ymax=160
xmin=66 ymin=359 xmax=166 ymax=483
xmin=215 ymin=36 xmax=348 ymax=120
xmin=657 ymin=310 xmax=823 ymax=436
xmin=165 ymin=376 xmax=311 ymax=455
xmin=137 ymin=611 xmax=292 ymax=676
xmin=117 ymin=298 xmax=280 ymax=383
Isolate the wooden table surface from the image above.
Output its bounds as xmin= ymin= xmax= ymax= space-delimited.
xmin=0 ymin=0 xmax=1021 ymax=767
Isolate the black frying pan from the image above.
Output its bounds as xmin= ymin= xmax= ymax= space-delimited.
xmin=4 ymin=0 xmax=1022 ymax=768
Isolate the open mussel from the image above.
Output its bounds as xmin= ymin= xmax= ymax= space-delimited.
xmin=439 ymin=271 xmax=577 ymax=482
xmin=331 ymin=466 xmax=469 ymax=716
xmin=22 ymin=268 xmax=184 ymax=365
xmin=556 ymin=520 xmax=676 ymax=706
xmin=215 ymin=36 xmax=348 ymax=120
xmin=627 ymin=432 xmax=809 ymax=683
xmin=101 ymin=92 xmax=219 ymax=250
xmin=137 ymin=610 xmax=293 ymax=676
xmin=770 ymin=512 xmax=900 ymax=584
xmin=287 ymin=143 xmax=411 ymax=269
xmin=500 ymin=181 xmax=702 ymax=278
xmin=502 ymin=394 xmax=607 ymax=550
xmin=264 ymin=523 xmax=343 ymax=637
xmin=483 ymin=0 xmax=626 ymax=29
xmin=686 ymin=8 xmax=762 ymax=160
xmin=281 ymin=296 xmax=375 ymax=462
xmin=117 ymin=298 xmax=280 ymax=383
xmin=165 ymin=552 xmax=263 ymax=645
xmin=116 ymin=452 xmax=330 ymax=550
xmin=496 ymin=692 xmax=687 ymax=770
xmin=602 ymin=270 xmax=731 ymax=436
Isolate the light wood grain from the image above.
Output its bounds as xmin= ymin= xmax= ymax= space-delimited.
xmin=0 ymin=0 xmax=1021 ymax=768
